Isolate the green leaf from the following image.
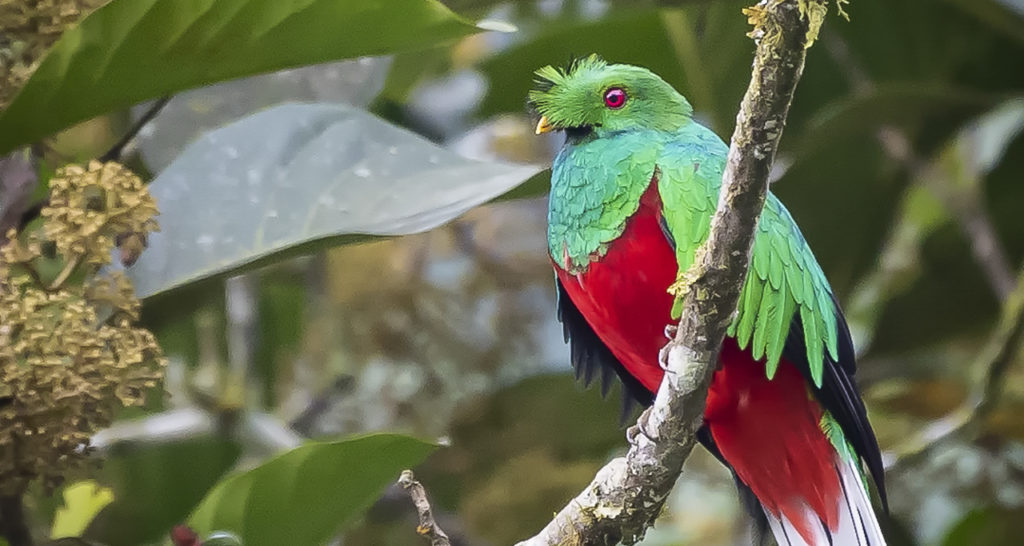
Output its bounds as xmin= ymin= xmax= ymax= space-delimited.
xmin=134 ymin=56 xmax=392 ymax=173
xmin=51 ymin=481 xmax=115 ymax=539
xmin=187 ymin=434 xmax=437 ymax=546
xmin=127 ymin=103 xmax=542 ymax=300
xmin=0 ymin=0 xmax=485 ymax=155
xmin=84 ymin=436 xmax=242 ymax=546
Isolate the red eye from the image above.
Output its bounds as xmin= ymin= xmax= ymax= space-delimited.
xmin=603 ymin=87 xmax=627 ymax=109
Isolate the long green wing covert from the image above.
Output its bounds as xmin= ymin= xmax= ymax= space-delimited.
xmin=658 ymin=126 xmax=839 ymax=386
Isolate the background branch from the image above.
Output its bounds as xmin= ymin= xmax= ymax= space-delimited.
xmin=99 ymin=96 xmax=171 ymax=163
xmin=398 ymin=470 xmax=451 ymax=546
xmin=515 ymin=1 xmax=825 ymax=544
xmin=825 ymin=34 xmax=1016 ymax=303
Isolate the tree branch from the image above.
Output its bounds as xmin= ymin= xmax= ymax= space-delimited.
xmin=516 ymin=2 xmax=825 ymax=544
xmin=398 ymin=470 xmax=451 ymax=546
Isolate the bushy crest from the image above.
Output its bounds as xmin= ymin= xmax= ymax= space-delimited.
xmin=531 ymin=54 xmax=607 ymax=92
xmin=527 ymin=54 xmax=607 ymax=111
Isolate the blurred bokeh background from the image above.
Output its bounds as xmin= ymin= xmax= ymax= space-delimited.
xmin=7 ymin=0 xmax=1024 ymax=544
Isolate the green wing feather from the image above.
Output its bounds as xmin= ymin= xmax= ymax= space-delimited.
xmin=745 ymin=197 xmax=838 ymax=386
xmin=659 ymin=125 xmax=839 ymax=387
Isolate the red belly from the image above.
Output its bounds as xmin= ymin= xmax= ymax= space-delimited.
xmin=554 ymin=180 xmax=842 ymax=541
xmin=555 ymin=182 xmax=676 ymax=392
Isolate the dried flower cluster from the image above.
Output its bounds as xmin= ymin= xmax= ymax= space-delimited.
xmin=0 ymin=160 xmax=164 ymax=494
xmin=0 ymin=0 xmax=107 ymax=108
xmin=43 ymin=160 xmax=160 ymax=268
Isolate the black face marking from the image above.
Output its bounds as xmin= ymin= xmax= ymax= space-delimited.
xmin=564 ymin=126 xmax=595 ymax=140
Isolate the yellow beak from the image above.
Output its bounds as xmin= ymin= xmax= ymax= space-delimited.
xmin=535 ymin=116 xmax=555 ymax=134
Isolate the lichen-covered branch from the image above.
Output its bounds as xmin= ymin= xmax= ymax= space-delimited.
xmin=398 ymin=470 xmax=451 ymax=546
xmin=515 ymin=2 xmax=826 ymax=544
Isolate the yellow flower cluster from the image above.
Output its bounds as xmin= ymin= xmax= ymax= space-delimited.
xmin=42 ymin=161 xmax=160 ymax=267
xmin=0 ymin=0 xmax=108 ymax=108
xmin=0 ymin=161 xmax=164 ymax=494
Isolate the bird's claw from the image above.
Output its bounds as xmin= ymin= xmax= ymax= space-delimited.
xmin=626 ymin=423 xmax=642 ymax=447
xmin=626 ymin=409 xmax=655 ymax=447
xmin=658 ymin=343 xmax=674 ymax=372
xmin=659 ymin=323 xmax=679 ymax=372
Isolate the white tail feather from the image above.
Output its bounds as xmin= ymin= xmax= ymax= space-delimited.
xmin=761 ymin=457 xmax=886 ymax=546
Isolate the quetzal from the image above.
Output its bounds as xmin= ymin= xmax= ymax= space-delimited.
xmin=528 ymin=55 xmax=886 ymax=546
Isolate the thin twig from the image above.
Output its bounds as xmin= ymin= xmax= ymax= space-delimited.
xmin=13 ymin=96 xmax=172 ymax=235
xmin=398 ymin=470 xmax=451 ymax=546
xmin=49 ymin=254 xmax=80 ymax=290
xmin=516 ymin=2 xmax=824 ymax=544
xmin=930 ymin=173 xmax=1016 ymax=300
xmin=99 ymin=96 xmax=171 ymax=163
xmin=887 ymin=265 xmax=1024 ymax=472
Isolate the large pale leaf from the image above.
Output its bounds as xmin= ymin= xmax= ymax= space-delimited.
xmin=187 ymin=434 xmax=436 ymax=546
xmin=0 ymin=0 xmax=483 ymax=154
xmin=134 ymin=56 xmax=392 ymax=173
xmin=128 ymin=103 xmax=542 ymax=299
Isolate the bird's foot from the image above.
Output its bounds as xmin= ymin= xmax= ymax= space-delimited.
xmin=658 ymin=343 xmax=674 ymax=372
xmin=660 ymin=323 xmax=679 ymax=371
xmin=626 ymin=409 xmax=656 ymax=447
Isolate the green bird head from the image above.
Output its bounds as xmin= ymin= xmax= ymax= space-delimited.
xmin=527 ymin=54 xmax=693 ymax=136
